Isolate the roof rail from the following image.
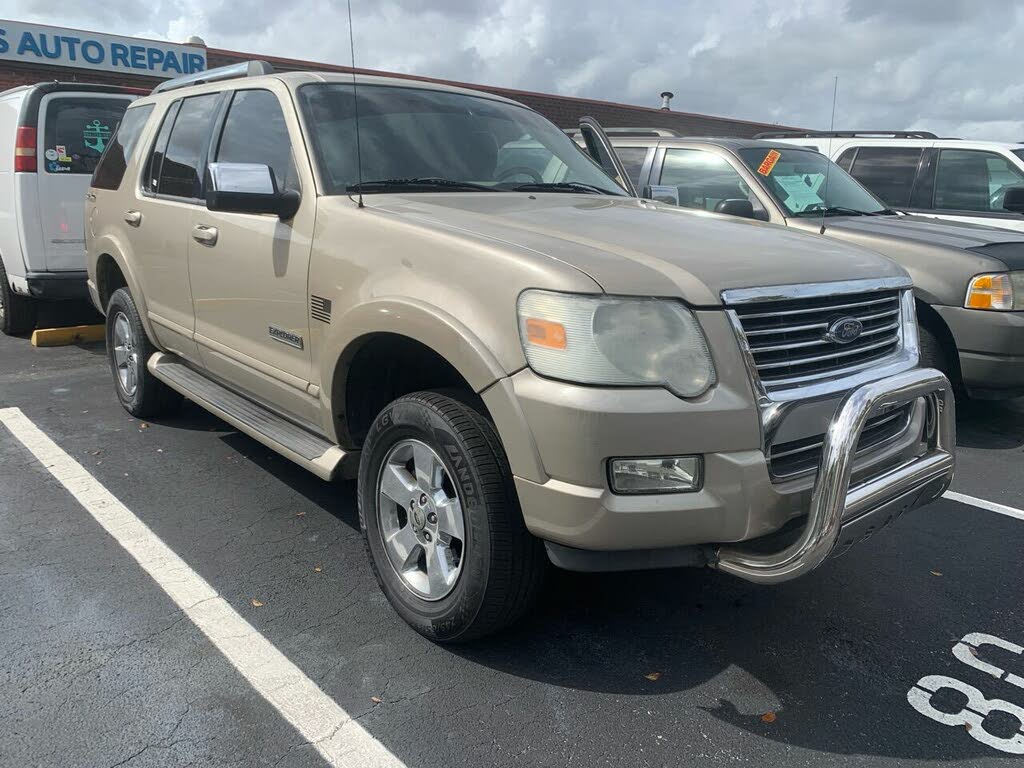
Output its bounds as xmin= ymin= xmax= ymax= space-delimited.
xmin=152 ymin=60 xmax=275 ymax=94
xmin=563 ymin=126 xmax=682 ymax=138
xmin=751 ymin=130 xmax=940 ymax=140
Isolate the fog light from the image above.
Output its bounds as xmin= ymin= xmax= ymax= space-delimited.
xmin=609 ymin=456 xmax=701 ymax=494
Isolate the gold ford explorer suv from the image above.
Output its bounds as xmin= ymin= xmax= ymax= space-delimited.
xmin=85 ymin=62 xmax=956 ymax=641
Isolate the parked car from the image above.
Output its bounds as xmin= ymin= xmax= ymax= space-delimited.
xmin=757 ymin=131 xmax=1024 ymax=234
xmin=86 ymin=62 xmax=955 ymax=641
xmin=0 ymin=82 xmax=142 ymax=335
xmin=588 ymin=134 xmax=1024 ymax=400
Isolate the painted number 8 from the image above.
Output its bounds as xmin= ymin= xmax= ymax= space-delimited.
xmin=907 ymin=633 xmax=1024 ymax=755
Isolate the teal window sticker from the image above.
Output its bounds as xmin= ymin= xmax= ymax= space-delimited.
xmin=83 ymin=119 xmax=113 ymax=153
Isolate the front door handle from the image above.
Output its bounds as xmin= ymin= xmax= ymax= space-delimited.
xmin=124 ymin=210 xmax=142 ymax=226
xmin=192 ymin=224 xmax=218 ymax=246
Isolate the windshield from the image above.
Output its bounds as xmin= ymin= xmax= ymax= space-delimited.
xmin=298 ymin=83 xmax=626 ymax=195
xmin=738 ymin=147 xmax=890 ymax=216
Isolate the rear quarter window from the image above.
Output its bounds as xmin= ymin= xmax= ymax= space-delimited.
xmin=92 ymin=104 xmax=155 ymax=191
xmin=43 ymin=97 xmax=133 ymax=175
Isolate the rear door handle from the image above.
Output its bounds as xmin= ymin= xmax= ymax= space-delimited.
xmin=124 ymin=210 xmax=142 ymax=226
xmin=192 ymin=224 xmax=218 ymax=246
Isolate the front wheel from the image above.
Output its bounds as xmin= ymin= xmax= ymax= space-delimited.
xmin=358 ymin=391 xmax=546 ymax=642
xmin=105 ymin=288 xmax=182 ymax=418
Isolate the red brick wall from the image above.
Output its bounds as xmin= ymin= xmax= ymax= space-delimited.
xmin=208 ymin=49 xmax=797 ymax=137
xmin=0 ymin=60 xmax=161 ymax=93
xmin=1 ymin=49 xmax=797 ymax=138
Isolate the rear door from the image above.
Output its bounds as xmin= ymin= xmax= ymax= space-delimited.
xmin=37 ymin=93 xmax=134 ymax=271
xmin=842 ymin=145 xmax=923 ymax=210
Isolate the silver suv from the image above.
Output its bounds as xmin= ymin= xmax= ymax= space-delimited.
xmin=85 ymin=62 xmax=955 ymax=640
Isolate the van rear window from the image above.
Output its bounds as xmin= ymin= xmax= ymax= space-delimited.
xmin=43 ymin=97 xmax=132 ymax=175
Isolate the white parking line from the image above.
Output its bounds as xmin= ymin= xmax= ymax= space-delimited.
xmin=943 ymin=491 xmax=1024 ymax=522
xmin=0 ymin=407 xmax=404 ymax=768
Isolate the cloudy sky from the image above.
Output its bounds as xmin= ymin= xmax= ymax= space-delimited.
xmin=8 ymin=0 xmax=1024 ymax=139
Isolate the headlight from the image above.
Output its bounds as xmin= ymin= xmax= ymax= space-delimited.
xmin=965 ymin=272 xmax=1024 ymax=310
xmin=517 ymin=290 xmax=716 ymax=397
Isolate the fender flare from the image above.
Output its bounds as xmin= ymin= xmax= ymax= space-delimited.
xmin=90 ymin=234 xmax=160 ymax=344
xmin=320 ymin=296 xmax=511 ymax=427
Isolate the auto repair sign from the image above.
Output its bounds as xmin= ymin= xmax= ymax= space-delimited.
xmin=0 ymin=20 xmax=206 ymax=77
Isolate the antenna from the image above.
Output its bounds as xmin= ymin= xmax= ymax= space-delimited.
xmin=820 ymin=76 xmax=838 ymax=235
xmin=347 ymin=0 xmax=364 ymax=208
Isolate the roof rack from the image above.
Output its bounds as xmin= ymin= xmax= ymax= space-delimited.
xmin=563 ymin=126 xmax=682 ymax=138
xmin=152 ymin=60 xmax=275 ymax=94
xmin=752 ymin=130 xmax=940 ymax=140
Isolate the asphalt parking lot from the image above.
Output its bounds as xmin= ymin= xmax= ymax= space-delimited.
xmin=2 ymin=323 xmax=1023 ymax=768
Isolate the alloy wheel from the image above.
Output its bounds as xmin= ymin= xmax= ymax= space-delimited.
xmin=376 ymin=439 xmax=466 ymax=601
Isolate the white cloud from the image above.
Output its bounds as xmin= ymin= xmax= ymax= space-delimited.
xmin=5 ymin=0 xmax=1023 ymax=139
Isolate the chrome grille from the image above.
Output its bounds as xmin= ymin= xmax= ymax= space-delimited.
xmin=768 ymin=404 xmax=913 ymax=479
xmin=730 ymin=289 xmax=903 ymax=388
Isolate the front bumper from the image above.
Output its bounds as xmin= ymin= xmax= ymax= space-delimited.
xmin=934 ymin=305 xmax=1024 ymax=397
xmin=498 ymin=366 xmax=954 ymax=584
xmin=24 ymin=270 xmax=89 ymax=300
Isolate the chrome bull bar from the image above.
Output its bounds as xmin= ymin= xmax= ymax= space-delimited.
xmin=713 ymin=367 xmax=956 ymax=584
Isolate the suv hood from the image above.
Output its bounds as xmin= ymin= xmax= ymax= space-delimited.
xmin=367 ymin=194 xmax=905 ymax=305
xmin=808 ymin=214 xmax=1024 ymax=269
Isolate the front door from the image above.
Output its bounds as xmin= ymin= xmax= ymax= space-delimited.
xmin=187 ymin=86 xmax=317 ymax=425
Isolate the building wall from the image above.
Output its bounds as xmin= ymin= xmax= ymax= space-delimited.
xmin=0 ymin=45 xmax=798 ymax=138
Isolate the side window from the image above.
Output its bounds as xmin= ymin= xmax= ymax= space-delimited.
xmin=612 ymin=146 xmax=650 ymax=188
xmin=658 ymin=148 xmax=761 ymax=213
xmin=144 ymin=101 xmax=180 ymax=193
xmin=42 ymin=96 xmax=131 ymax=175
xmin=847 ymin=147 xmax=922 ymax=207
xmin=92 ymin=104 xmax=154 ymax=190
xmin=836 ymin=148 xmax=856 ymax=173
xmin=157 ymin=93 xmax=221 ymax=199
xmin=934 ymin=149 xmax=1024 ymax=212
xmin=214 ymin=89 xmax=297 ymax=192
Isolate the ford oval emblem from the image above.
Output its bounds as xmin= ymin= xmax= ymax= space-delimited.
xmin=823 ymin=317 xmax=864 ymax=344
xmin=826 ymin=317 xmax=863 ymax=344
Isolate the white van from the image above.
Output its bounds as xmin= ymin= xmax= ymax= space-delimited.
xmin=0 ymin=82 xmax=141 ymax=335
xmin=759 ymin=131 xmax=1024 ymax=235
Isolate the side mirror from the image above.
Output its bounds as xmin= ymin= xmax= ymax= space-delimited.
xmin=714 ymin=198 xmax=756 ymax=219
xmin=642 ymin=185 xmax=680 ymax=206
xmin=1002 ymin=186 xmax=1024 ymax=214
xmin=205 ymin=162 xmax=300 ymax=219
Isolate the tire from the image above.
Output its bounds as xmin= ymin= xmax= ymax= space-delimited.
xmin=358 ymin=391 xmax=546 ymax=642
xmin=918 ymin=323 xmax=965 ymax=400
xmin=0 ymin=258 xmax=37 ymax=336
xmin=105 ymin=287 xmax=182 ymax=418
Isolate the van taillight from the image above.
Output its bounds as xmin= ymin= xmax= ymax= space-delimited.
xmin=14 ymin=126 xmax=37 ymax=172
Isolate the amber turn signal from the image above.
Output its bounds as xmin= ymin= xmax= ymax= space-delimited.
xmin=524 ymin=318 xmax=567 ymax=349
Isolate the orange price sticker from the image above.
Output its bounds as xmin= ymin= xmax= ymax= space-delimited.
xmin=757 ymin=149 xmax=781 ymax=176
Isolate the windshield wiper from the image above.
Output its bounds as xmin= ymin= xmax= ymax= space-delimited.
xmin=346 ymin=177 xmax=497 ymax=193
xmin=509 ymin=182 xmax=617 ymax=195
xmin=794 ymin=206 xmax=874 ymax=218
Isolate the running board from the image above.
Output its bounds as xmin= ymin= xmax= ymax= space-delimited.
xmin=147 ymin=352 xmax=347 ymax=481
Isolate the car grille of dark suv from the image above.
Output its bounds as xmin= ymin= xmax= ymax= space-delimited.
xmin=768 ymin=404 xmax=914 ymax=479
xmin=730 ymin=289 xmax=903 ymax=388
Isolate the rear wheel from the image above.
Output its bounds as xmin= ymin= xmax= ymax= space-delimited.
xmin=0 ymin=258 xmax=37 ymax=336
xmin=105 ymin=287 xmax=182 ymax=418
xmin=359 ymin=391 xmax=546 ymax=642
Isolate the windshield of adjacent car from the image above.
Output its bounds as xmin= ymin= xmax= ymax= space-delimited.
xmin=297 ymin=83 xmax=627 ymax=196
xmin=738 ymin=147 xmax=890 ymax=217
